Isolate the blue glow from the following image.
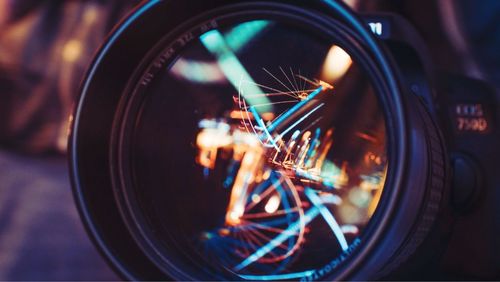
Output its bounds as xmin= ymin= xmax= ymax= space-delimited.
xmin=274 ymin=178 xmax=296 ymax=268
xmin=238 ymin=270 xmax=315 ymax=281
xmin=290 ymin=130 xmax=301 ymax=141
xmin=172 ymin=21 xmax=269 ymax=84
xmin=267 ymin=86 xmax=323 ymax=133
xmin=305 ymin=128 xmax=321 ymax=162
xmin=275 ymin=103 xmax=325 ymax=139
xmin=223 ymin=161 xmax=240 ymax=188
xmin=234 ymin=205 xmax=321 ymax=271
xmin=251 ymin=177 xmax=274 ymax=198
xmin=249 ymin=106 xmax=280 ymax=151
xmin=200 ymin=30 xmax=272 ymax=113
xmin=304 ymin=188 xmax=348 ymax=251
xmin=225 ymin=20 xmax=269 ymax=51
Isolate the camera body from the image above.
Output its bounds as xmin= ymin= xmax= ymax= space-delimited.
xmin=361 ymin=13 xmax=500 ymax=279
xmin=70 ymin=0 xmax=500 ymax=280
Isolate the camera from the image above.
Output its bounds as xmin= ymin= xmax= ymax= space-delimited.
xmin=70 ymin=0 xmax=499 ymax=280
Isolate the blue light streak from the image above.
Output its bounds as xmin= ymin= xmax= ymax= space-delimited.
xmin=249 ymin=106 xmax=280 ymax=151
xmin=238 ymin=270 xmax=315 ymax=281
xmin=172 ymin=21 xmax=269 ymax=84
xmin=234 ymin=206 xmax=320 ymax=271
xmin=275 ymin=103 xmax=325 ymax=139
xmin=304 ymin=188 xmax=348 ymax=251
xmin=274 ymin=178 xmax=296 ymax=266
xmin=305 ymin=127 xmax=321 ymax=162
xmin=223 ymin=160 xmax=240 ymax=188
xmin=267 ymin=86 xmax=323 ymax=132
xmin=224 ymin=20 xmax=269 ymax=51
xmin=200 ymin=30 xmax=272 ymax=113
xmin=250 ymin=177 xmax=274 ymax=198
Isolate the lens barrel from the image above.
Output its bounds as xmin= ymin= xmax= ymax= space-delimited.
xmin=70 ymin=1 xmax=448 ymax=280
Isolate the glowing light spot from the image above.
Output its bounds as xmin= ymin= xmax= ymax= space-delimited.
xmin=62 ymin=40 xmax=82 ymax=62
xmin=262 ymin=170 xmax=271 ymax=180
xmin=342 ymin=0 xmax=360 ymax=9
xmin=228 ymin=212 xmax=240 ymax=225
xmin=227 ymin=204 xmax=245 ymax=226
xmin=340 ymin=225 xmax=359 ymax=235
xmin=265 ymin=194 xmax=281 ymax=214
xmin=83 ymin=6 xmax=98 ymax=23
xmin=201 ymin=232 xmax=213 ymax=240
xmin=218 ymin=229 xmax=230 ymax=236
xmin=251 ymin=194 xmax=261 ymax=204
xmin=321 ymin=45 xmax=352 ymax=82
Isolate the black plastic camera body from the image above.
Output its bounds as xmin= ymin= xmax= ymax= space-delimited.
xmin=360 ymin=13 xmax=500 ymax=280
xmin=70 ymin=0 xmax=500 ymax=280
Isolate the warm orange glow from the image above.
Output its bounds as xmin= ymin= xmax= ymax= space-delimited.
xmin=356 ymin=132 xmax=380 ymax=144
xmin=342 ymin=0 xmax=360 ymax=9
xmin=227 ymin=204 xmax=245 ymax=225
xmin=62 ymin=39 xmax=83 ymax=63
xmin=336 ymin=161 xmax=349 ymax=188
xmin=195 ymin=126 xmax=233 ymax=169
xmin=224 ymin=145 xmax=264 ymax=226
xmin=318 ymin=80 xmax=335 ymax=90
xmin=321 ymin=45 xmax=353 ymax=82
xmin=364 ymin=152 xmax=383 ymax=166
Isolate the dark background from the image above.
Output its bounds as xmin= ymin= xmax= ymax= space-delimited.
xmin=0 ymin=1 xmax=134 ymax=280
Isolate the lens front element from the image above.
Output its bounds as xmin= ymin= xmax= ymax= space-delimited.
xmin=119 ymin=16 xmax=388 ymax=281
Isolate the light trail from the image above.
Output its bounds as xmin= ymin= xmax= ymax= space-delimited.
xmin=304 ymin=188 xmax=348 ymax=251
xmin=238 ymin=270 xmax=315 ymax=281
xmin=200 ymin=30 xmax=272 ymax=113
xmin=249 ymin=106 xmax=280 ymax=151
xmin=274 ymin=103 xmax=325 ymax=140
xmin=234 ymin=187 xmax=348 ymax=271
xmin=266 ymin=85 xmax=324 ymax=133
xmin=233 ymin=205 xmax=321 ymax=271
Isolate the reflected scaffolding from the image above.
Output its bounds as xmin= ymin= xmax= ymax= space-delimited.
xmin=192 ymin=65 xmax=386 ymax=278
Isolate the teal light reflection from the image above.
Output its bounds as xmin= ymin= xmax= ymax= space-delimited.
xmin=200 ymin=28 xmax=272 ymax=114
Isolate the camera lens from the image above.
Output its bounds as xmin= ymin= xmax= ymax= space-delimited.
xmin=71 ymin=1 xmax=446 ymax=281
xmin=115 ymin=14 xmax=387 ymax=280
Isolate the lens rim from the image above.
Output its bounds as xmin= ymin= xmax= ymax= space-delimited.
xmin=70 ymin=0 xmax=410 ymax=280
xmin=113 ymin=6 xmax=391 ymax=281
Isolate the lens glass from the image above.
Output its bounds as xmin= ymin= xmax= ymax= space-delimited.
xmin=124 ymin=17 xmax=387 ymax=280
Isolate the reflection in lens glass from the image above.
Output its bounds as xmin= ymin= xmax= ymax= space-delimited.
xmin=126 ymin=18 xmax=388 ymax=280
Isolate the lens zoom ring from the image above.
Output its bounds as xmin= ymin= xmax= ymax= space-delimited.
xmin=378 ymin=98 xmax=447 ymax=277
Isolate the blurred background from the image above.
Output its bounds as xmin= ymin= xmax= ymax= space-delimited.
xmin=0 ymin=0 xmax=498 ymax=280
xmin=0 ymin=0 xmax=137 ymax=280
